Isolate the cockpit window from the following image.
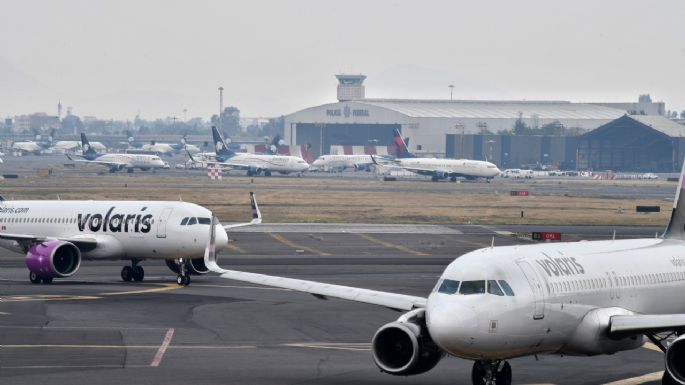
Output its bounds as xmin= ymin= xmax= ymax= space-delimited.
xmin=197 ymin=217 xmax=211 ymax=225
xmin=437 ymin=279 xmax=460 ymax=294
xmin=498 ymin=280 xmax=515 ymax=296
xmin=180 ymin=217 xmax=189 ymax=226
xmin=187 ymin=217 xmax=197 ymax=225
xmin=459 ymin=280 xmax=486 ymax=295
xmin=487 ymin=280 xmax=504 ymax=296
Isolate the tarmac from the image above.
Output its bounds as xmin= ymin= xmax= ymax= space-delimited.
xmin=0 ymin=224 xmax=666 ymax=385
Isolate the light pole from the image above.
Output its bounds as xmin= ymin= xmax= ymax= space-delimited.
xmin=448 ymin=84 xmax=455 ymax=101
xmin=218 ymin=87 xmax=224 ymax=131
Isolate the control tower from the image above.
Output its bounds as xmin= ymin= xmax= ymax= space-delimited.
xmin=336 ymin=74 xmax=366 ymax=102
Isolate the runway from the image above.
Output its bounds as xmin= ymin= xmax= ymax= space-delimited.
xmin=0 ymin=224 xmax=665 ymax=385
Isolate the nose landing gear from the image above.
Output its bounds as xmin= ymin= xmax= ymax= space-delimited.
xmin=471 ymin=360 xmax=512 ymax=385
xmin=175 ymin=258 xmax=190 ymax=286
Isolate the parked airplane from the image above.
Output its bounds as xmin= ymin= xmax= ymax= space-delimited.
xmin=34 ymin=129 xmax=55 ymax=149
xmin=52 ymin=131 xmax=107 ymax=153
xmin=10 ymin=130 xmax=45 ymax=155
xmin=67 ymin=133 xmax=167 ymax=173
xmin=126 ymin=131 xmax=200 ymax=155
xmin=0 ymin=193 xmax=260 ymax=286
xmin=311 ymin=154 xmax=394 ymax=172
xmin=188 ymin=127 xmax=309 ymax=176
xmin=203 ymin=161 xmax=685 ymax=385
xmin=377 ymin=129 xmax=501 ymax=182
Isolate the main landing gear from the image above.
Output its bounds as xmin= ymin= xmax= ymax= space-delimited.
xmin=175 ymin=258 xmax=190 ymax=286
xmin=472 ymin=360 xmax=512 ymax=385
xmin=121 ymin=260 xmax=144 ymax=282
xmin=29 ymin=271 xmax=53 ymax=284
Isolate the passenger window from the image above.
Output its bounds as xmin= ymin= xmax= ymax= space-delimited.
xmin=460 ymin=280 xmax=485 ymax=295
xmin=437 ymin=279 xmax=460 ymax=294
xmin=187 ymin=217 xmax=197 ymax=225
xmin=487 ymin=280 xmax=504 ymax=296
xmin=498 ymin=280 xmax=515 ymax=296
xmin=181 ymin=217 xmax=189 ymax=226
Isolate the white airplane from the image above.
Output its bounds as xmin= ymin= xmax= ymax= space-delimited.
xmin=10 ymin=139 xmax=43 ymax=155
xmin=311 ymin=154 xmax=393 ymax=172
xmin=68 ymin=133 xmax=167 ymax=173
xmin=52 ymin=138 xmax=107 ymax=154
xmin=0 ymin=193 xmax=260 ymax=286
xmin=380 ymin=129 xmax=501 ymax=182
xmin=126 ymin=131 xmax=200 ymax=156
xmin=188 ymin=127 xmax=309 ymax=176
xmin=202 ymin=160 xmax=685 ymax=385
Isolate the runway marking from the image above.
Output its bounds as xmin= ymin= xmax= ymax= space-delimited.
xmin=642 ymin=342 xmax=662 ymax=352
xmin=193 ymin=284 xmax=291 ymax=291
xmin=0 ymin=344 xmax=255 ymax=349
xmin=602 ymin=371 xmax=663 ymax=385
xmin=283 ymin=342 xmax=371 ymax=351
xmin=150 ymin=328 xmax=175 ymax=367
xmin=100 ymin=283 xmax=182 ymax=296
xmin=1 ymin=364 xmax=125 ymax=369
xmin=356 ymin=233 xmax=429 ymax=256
xmin=226 ymin=241 xmax=247 ymax=254
xmin=269 ymin=233 xmax=331 ymax=256
xmin=0 ymin=294 xmax=101 ymax=302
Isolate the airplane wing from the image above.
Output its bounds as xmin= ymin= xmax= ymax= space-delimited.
xmin=0 ymin=232 xmax=98 ymax=250
xmin=223 ymin=192 xmax=262 ymax=230
xmin=207 ymin=160 xmax=253 ymax=171
xmin=610 ymin=314 xmax=685 ymax=337
xmin=66 ymin=154 xmax=127 ymax=169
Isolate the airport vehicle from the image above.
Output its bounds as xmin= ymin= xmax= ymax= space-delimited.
xmin=310 ymin=154 xmax=388 ymax=172
xmin=0 ymin=193 xmax=260 ymax=286
xmin=205 ymin=162 xmax=685 ymax=385
xmin=189 ymin=127 xmax=309 ymax=176
xmin=68 ymin=133 xmax=167 ymax=173
xmin=380 ymin=129 xmax=501 ymax=181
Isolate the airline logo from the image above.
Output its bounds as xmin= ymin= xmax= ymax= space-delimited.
xmin=215 ymin=141 xmax=224 ymax=151
xmin=535 ymin=255 xmax=585 ymax=277
xmin=77 ymin=207 xmax=153 ymax=233
xmin=83 ymin=144 xmax=90 ymax=152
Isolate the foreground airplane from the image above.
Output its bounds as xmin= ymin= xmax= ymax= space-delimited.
xmin=0 ymin=193 xmax=260 ymax=286
xmin=376 ymin=129 xmax=501 ymax=182
xmin=68 ymin=133 xmax=167 ymax=173
xmin=204 ymin=162 xmax=685 ymax=385
xmin=188 ymin=127 xmax=309 ymax=176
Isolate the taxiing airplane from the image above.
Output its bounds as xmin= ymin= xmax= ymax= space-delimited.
xmin=0 ymin=193 xmax=260 ymax=286
xmin=311 ymin=154 xmax=392 ymax=172
xmin=67 ymin=133 xmax=167 ymax=173
xmin=188 ymin=127 xmax=309 ymax=176
xmin=203 ymin=161 xmax=685 ymax=385
xmin=377 ymin=129 xmax=501 ymax=182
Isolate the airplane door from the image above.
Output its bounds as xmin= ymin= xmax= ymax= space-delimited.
xmin=516 ymin=260 xmax=546 ymax=320
xmin=156 ymin=208 xmax=173 ymax=238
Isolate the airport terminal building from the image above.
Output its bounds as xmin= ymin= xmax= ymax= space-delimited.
xmin=283 ymin=74 xmax=628 ymax=158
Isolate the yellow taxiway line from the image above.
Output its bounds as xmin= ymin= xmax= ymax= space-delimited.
xmin=356 ymin=233 xmax=429 ymax=256
xmin=269 ymin=233 xmax=330 ymax=256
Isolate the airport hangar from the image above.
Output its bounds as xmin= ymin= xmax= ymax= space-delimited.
xmin=283 ymin=74 xmax=627 ymax=160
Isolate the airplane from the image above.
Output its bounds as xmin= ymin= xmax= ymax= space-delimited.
xmin=188 ymin=127 xmax=309 ymax=176
xmin=201 ymin=160 xmax=685 ymax=385
xmin=0 ymin=193 xmax=261 ymax=286
xmin=376 ymin=128 xmax=501 ymax=182
xmin=10 ymin=130 xmax=45 ymax=155
xmin=67 ymin=133 xmax=167 ymax=173
xmin=52 ymin=131 xmax=107 ymax=154
xmin=34 ymin=128 xmax=55 ymax=149
xmin=126 ymin=131 xmax=200 ymax=155
xmin=311 ymin=154 xmax=394 ymax=172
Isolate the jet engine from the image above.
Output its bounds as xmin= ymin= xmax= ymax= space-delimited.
xmin=372 ymin=310 xmax=444 ymax=376
xmin=246 ymin=166 xmax=262 ymax=176
xmin=26 ymin=240 xmax=81 ymax=282
xmin=666 ymin=334 xmax=685 ymax=383
xmin=165 ymin=258 xmax=209 ymax=275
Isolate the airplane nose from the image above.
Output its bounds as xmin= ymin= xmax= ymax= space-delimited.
xmin=426 ymin=298 xmax=478 ymax=356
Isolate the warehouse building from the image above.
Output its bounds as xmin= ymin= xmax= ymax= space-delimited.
xmin=284 ymin=74 xmax=628 ymax=158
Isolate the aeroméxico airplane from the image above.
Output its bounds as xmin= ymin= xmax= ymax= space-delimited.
xmin=203 ymin=162 xmax=685 ymax=385
xmin=0 ymin=193 xmax=260 ymax=286
xmin=67 ymin=133 xmax=167 ymax=173
xmin=376 ymin=128 xmax=501 ymax=182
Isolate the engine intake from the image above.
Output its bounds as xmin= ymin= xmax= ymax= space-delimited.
xmin=372 ymin=318 xmax=444 ymax=376
xmin=666 ymin=335 xmax=685 ymax=383
xmin=26 ymin=240 xmax=81 ymax=279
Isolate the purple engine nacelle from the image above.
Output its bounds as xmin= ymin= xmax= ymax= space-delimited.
xmin=26 ymin=240 xmax=81 ymax=279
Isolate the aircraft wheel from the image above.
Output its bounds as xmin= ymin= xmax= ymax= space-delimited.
xmin=496 ymin=362 xmax=512 ymax=385
xmin=42 ymin=277 xmax=54 ymax=284
xmin=264 ymin=170 xmax=272 ymax=177
xmin=176 ymin=275 xmax=184 ymax=285
xmin=121 ymin=266 xmax=133 ymax=282
xmin=450 ymin=176 xmax=457 ymax=182
xmin=127 ymin=168 xmax=134 ymax=173
xmin=663 ymin=371 xmax=679 ymax=385
xmin=29 ymin=271 xmax=41 ymax=284
xmin=471 ymin=361 xmax=511 ymax=385
xmin=183 ymin=275 xmax=191 ymax=286
xmin=132 ymin=266 xmax=144 ymax=282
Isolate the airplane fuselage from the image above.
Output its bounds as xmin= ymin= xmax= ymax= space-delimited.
xmin=0 ymin=200 xmax=228 ymax=260
xmin=220 ymin=153 xmax=309 ymax=174
xmin=426 ymin=238 xmax=685 ymax=361
xmin=397 ymin=158 xmax=501 ymax=179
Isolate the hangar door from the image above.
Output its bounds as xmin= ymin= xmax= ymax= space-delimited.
xmin=295 ymin=123 xmax=400 ymax=158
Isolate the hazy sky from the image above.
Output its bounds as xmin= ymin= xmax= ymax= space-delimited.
xmin=1 ymin=0 xmax=683 ymax=120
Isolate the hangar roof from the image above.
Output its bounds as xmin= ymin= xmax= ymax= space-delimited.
xmin=626 ymin=115 xmax=685 ymax=137
xmin=356 ymin=99 xmax=625 ymax=120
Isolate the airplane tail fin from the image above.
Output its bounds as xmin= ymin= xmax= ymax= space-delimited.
xmin=80 ymin=133 xmax=97 ymax=158
xmin=267 ymin=135 xmax=283 ymax=155
xmin=663 ymin=159 xmax=685 ymax=239
xmin=48 ymin=129 xmax=55 ymax=144
xmin=393 ymin=128 xmax=415 ymax=158
xmin=211 ymin=126 xmax=235 ymax=158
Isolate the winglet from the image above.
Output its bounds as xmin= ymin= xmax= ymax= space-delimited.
xmin=370 ymin=154 xmax=379 ymax=165
xmin=663 ymin=158 xmax=685 ymax=239
xmin=250 ymin=192 xmax=262 ymax=225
